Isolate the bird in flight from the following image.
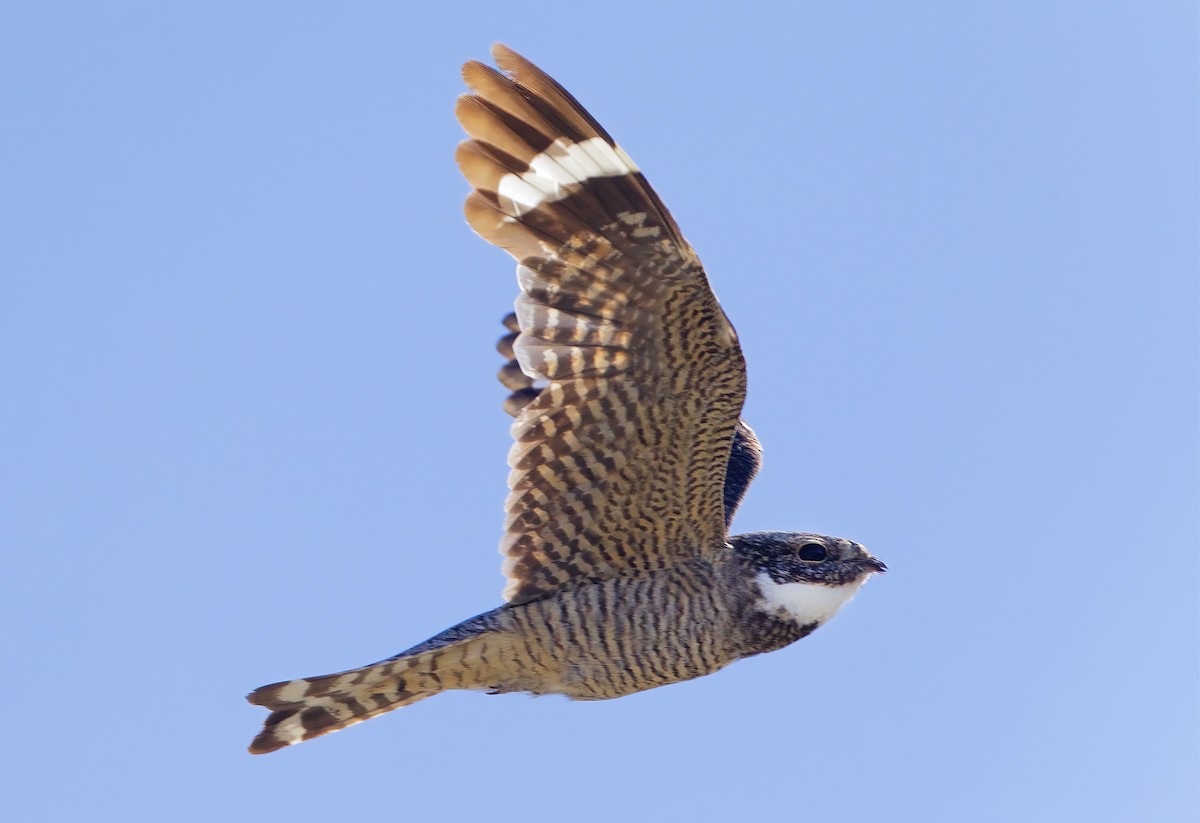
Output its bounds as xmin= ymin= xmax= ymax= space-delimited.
xmin=247 ymin=44 xmax=885 ymax=754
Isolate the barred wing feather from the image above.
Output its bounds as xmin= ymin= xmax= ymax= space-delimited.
xmin=459 ymin=45 xmax=747 ymax=604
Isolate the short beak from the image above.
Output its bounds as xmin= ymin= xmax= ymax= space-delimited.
xmin=866 ymin=556 xmax=888 ymax=574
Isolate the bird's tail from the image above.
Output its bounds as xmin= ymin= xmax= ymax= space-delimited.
xmin=246 ymin=656 xmax=440 ymax=754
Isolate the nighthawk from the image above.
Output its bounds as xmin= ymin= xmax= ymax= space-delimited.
xmin=247 ymin=45 xmax=885 ymax=754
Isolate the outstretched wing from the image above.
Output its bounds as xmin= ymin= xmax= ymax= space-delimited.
xmin=496 ymin=315 xmax=761 ymax=529
xmin=459 ymin=45 xmax=747 ymax=604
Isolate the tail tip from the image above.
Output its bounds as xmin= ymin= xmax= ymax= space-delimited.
xmin=247 ymin=707 xmax=307 ymax=755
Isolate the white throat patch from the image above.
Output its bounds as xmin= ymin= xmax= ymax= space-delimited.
xmin=753 ymin=573 xmax=866 ymax=626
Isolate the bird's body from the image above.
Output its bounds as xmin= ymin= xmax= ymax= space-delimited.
xmin=249 ymin=536 xmax=873 ymax=750
xmin=247 ymin=45 xmax=884 ymax=755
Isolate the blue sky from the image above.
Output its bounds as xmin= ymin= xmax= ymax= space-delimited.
xmin=3 ymin=3 xmax=1196 ymax=821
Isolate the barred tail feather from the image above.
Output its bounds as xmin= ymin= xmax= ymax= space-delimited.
xmin=247 ymin=610 xmax=505 ymax=753
xmin=246 ymin=660 xmax=437 ymax=754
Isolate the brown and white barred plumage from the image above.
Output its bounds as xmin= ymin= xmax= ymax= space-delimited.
xmin=247 ymin=45 xmax=882 ymax=755
xmin=250 ymin=44 xmax=741 ymax=752
xmin=248 ymin=554 xmax=818 ymax=754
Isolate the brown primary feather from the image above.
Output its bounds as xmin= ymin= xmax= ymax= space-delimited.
xmin=486 ymin=45 xmax=685 ymax=246
xmin=458 ymin=45 xmax=747 ymax=603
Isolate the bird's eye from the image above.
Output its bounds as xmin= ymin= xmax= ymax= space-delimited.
xmin=798 ymin=542 xmax=828 ymax=562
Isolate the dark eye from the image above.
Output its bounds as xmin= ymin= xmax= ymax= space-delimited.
xmin=798 ymin=542 xmax=828 ymax=562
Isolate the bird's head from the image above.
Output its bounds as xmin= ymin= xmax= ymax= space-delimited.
xmin=730 ymin=531 xmax=886 ymax=626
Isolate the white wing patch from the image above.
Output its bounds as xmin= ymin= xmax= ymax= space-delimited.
xmin=497 ymin=137 xmax=639 ymax=216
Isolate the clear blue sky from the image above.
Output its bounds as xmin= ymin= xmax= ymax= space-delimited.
xmin=3 ymin=3 xmax=1196 ymax=821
